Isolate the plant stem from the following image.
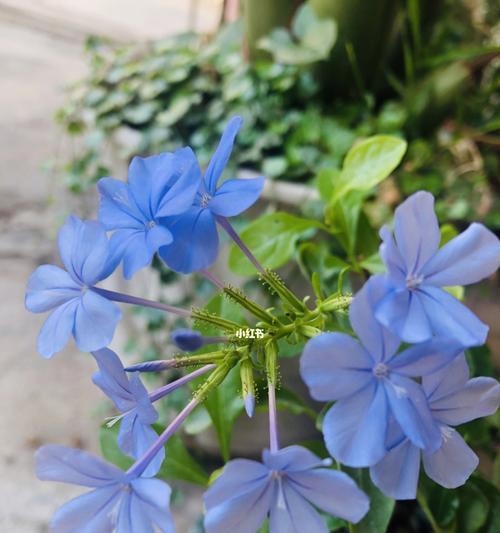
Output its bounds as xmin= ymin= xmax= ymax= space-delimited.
xmin=268 ymin=381 xmax=279 ymax=453
xmin=149 ymin=365 xmax=215 ymax=402
xmin=92 ymin=287 xmax=191 ymax=318
xmin=417 ymin=489 xmax=444 ymax=533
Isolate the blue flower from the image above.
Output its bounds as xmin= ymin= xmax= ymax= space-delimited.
xmin=370 ymin=355 xmax=499 ymax=499
xmin=36 ymin=445 xmax=174 ymax=532
xmin=159 ymin=116 xmax=264 ymax=273
xmin=300 ymin=276 xmax=463 ymax=467
xmin=204 ymin=445 xmax=369 ymax=532
xmin=97 ymin=147 xmax=200 ymax=279
xmin=92 ymin=348 xmax=164 ymax=477
xmin=25 ymin=216 xmax=121 ymax=358
xmin=374 ymin=191 xmax=500 ymax=346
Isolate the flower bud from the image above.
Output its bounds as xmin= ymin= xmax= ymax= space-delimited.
xmin=240 ymin=358 xmax=255 ymax=418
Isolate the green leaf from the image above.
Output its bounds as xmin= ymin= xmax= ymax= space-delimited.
xmin=332 ymin=136 xmax=407 ymax=201
xmin=418 ymin=476 xmax=459 ymax=529
xmin=349 ymin=469 xmax=395 ymax=532
xmin=327 ymin=190 xmax=365 ymax=256
xmin=228 ymin=212 xmax=323 ymax=276
xmin=157 ymin=433 xmax=209 ymax=487
xmin=456 ymin=482 xmax=489 ymax=532
xmin=275 ymin=387 xmax=316 ymax=419
xmin=203 ymin=365 xmax=245 ymax=461
xmin=360 ymin=253 xmax=385 ymax=273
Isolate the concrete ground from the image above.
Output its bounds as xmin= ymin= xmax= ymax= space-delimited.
xmin=0 ymin=1 xmax=218 ymax=531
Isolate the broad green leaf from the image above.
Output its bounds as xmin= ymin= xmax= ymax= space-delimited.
xmin=275 ymin=387 xmax=316 ymax=419
xmin=360 ymin=253 xmax=385 ymax=273
xmin=332 ymin=136 xmax=407 ymax=201
xmin=440 ymin=223 xmax=459 ymax=246
xmin=418 ymin=476 xmax=459 ymax=529
xmin=327 ymin=190 xmax=365 ymax=256
xmin=228 ymin=212 xmax=323 ymax=276
xmin=203 ymin=365 xmax=245 ymax=461
xmin=349 ymin=469 xmax=395 ymax=533
xmin=157 ymin=433 xmax=209 ymax=487
xmin=456 ymin=482 xmax=489 ymax=532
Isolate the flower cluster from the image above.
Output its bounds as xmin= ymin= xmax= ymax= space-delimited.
xmin=25 ymin=117 xmax=499 ymax=532
xmin=301 ymin=191 xmax=500 ymax=499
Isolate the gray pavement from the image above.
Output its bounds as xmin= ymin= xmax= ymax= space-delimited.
xmin=0 ymin=1 xmax=217 ymax=530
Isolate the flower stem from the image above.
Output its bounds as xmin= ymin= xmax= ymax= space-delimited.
xmin=268 ymin=381 xmax=279 ymax=453
xmin=92 ymin=287 xmax=191 ymax=318
xmin=223 ymin=286 xmax=279 ymax=326
xmin=216 ymin=216 xmax=265 ymax=274
xmin=149 ymin=364 xmax=215 ymax=402
xmin=125 ymin=352 xmax=227 ymax=372
xmin=126 ymin=397 xmax=199 ymax=478
xmin=200 ymin=269 xmax=225 ymax=290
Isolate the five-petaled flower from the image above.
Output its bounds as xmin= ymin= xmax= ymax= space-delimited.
xmin=36 ymin=445 xmax=174 ymax=532
xmin=370 ymin=355 xmax=500 ymax=499
xmin=160 ymin=116 xmax=264 ymax=273
xmin=300 ymin=276 xmax=463 ymax=467
xmin=204 ymin=445 xmax=369 ymax=532
xmin=97 ymin=147 xmax=200 ymax=279
xmin=92 ymin=348 xmax=163 ymax=477
xmin=373 ymin=191 xmax=500 ymax=346
xmin=25 ymin=216 xmax=121 ymax=358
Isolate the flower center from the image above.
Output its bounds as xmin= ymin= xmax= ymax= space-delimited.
xmin=373 ymin=363 xmax=389 ymax=378
xmin=406 ymin=274 xmax=424 ymax=290
xmin=146 ymin=220 xmax=156 ymax=229
xmin=200 ymin=193 xmax=212 ymax=208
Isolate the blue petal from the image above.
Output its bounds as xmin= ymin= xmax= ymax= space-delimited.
xmin=37 ymin=298 xmax=79 ymax=358
xmin=73 ymin=290 xmax=121 ymax=352
xmin=129 ymin=373 xmax=158 ymax=424
xmin=154 ymin=147 xmax=201 ymax=217
xmin=97 ymin=177 xmax=144 ymax=230
xmin=35 ymin=445 xmax=123 ymax=487
xmin=350 ymin=276 xmax=401 ymax=361
xmin=422 ymin=428 xmax=478 ymax=488
xmin=429 ymin=377 xmax=500 ymax=426
xmin=51 ymin=485 xmax=122 ymax=533
xmin=323 ymin=382 xmax=388 ymax=467
xmin=287 ymin=469 xmax=369 ymax=523
xmin=393 ymin=191 xmax=440 ymax=275
xmin=118 ymin=419 xmax=163 ymax=478
xmin=204 ymin=459 xmax=270 ymax=508
xmin=204 ymin=116 xmax=243 ymax=194
xmin=269 ymin=479 xmax=328 ymax=533
xmin=130 ymin=478 xmax=174 ymax=533
xmin=375 ymin=287 xmax=432 ymax=343
xmin=159 ymin=207 xmax=219 ymax=273
xmin=209 ymin=176 xmax=264 ymax=217
xmin=419 ymin=285 xmax=489 ymax=346
xmin=262 ymin=445 xmax=327 ymax=473
xmin=26 ymin=264 xmax=81 ymax=313
xmin=379 ymin=226 xmax=407 ymax=284
xmin=388 ymin=339 xmax=462 ymax=377
xmin=422 ymin=354 xmax=469 ymax=401
xmin=300 ymin=332 xmax=373 ymax=401
xmin=146 ymin=224 xmax=173 ymax=254
xmin=91 ymin=348 xmax=135 ymax=412
xmin=384 ymin=374 xmax=441 ymax=452
xmin=370 ymin=438 xmax=420 ymax=500
xmin=204 ymin=459 xmax=272 ymax=533
xmin=422 ymin=223 xmax=500 ymax=286
xmin=58 ymin=216 xmax=112 ymax=286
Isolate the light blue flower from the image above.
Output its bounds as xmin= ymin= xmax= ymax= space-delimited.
xmin=374 ymin=191 xmax=500 ymax=346
xmin=36 ymin=445 xmax=174 ymax=532
xmin=92 ymin=348 xmax=164 ymax=477
xmin=300 ymin=276 xmax=463 ymax=467
xmin=160 ymin=116 xmax=264 ymax=273
xmin=370 ymin=355 xmax=500 ymax=499
xmin=97 ymin=147 xmax=200 ymax=279
xmin=204 ymin=445 xmax=369 ymax=533
xmin=25 ymin=216 xmax=121 ymax=358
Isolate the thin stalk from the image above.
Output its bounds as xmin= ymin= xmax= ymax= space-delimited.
xmin=224 ymin=286 xmax=279 ymax=326
xmin=126 ymin=398 xmax=199 ymax=478
xmin=216 ymin=216 xmax=265 ymax=274
xmin=92 ymin=287 xmax=191 ymax=318
xmin=268 ymin=381 xmax=279 ymax=453
xmin=149 ymin=365 xmax=215 ymax=402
